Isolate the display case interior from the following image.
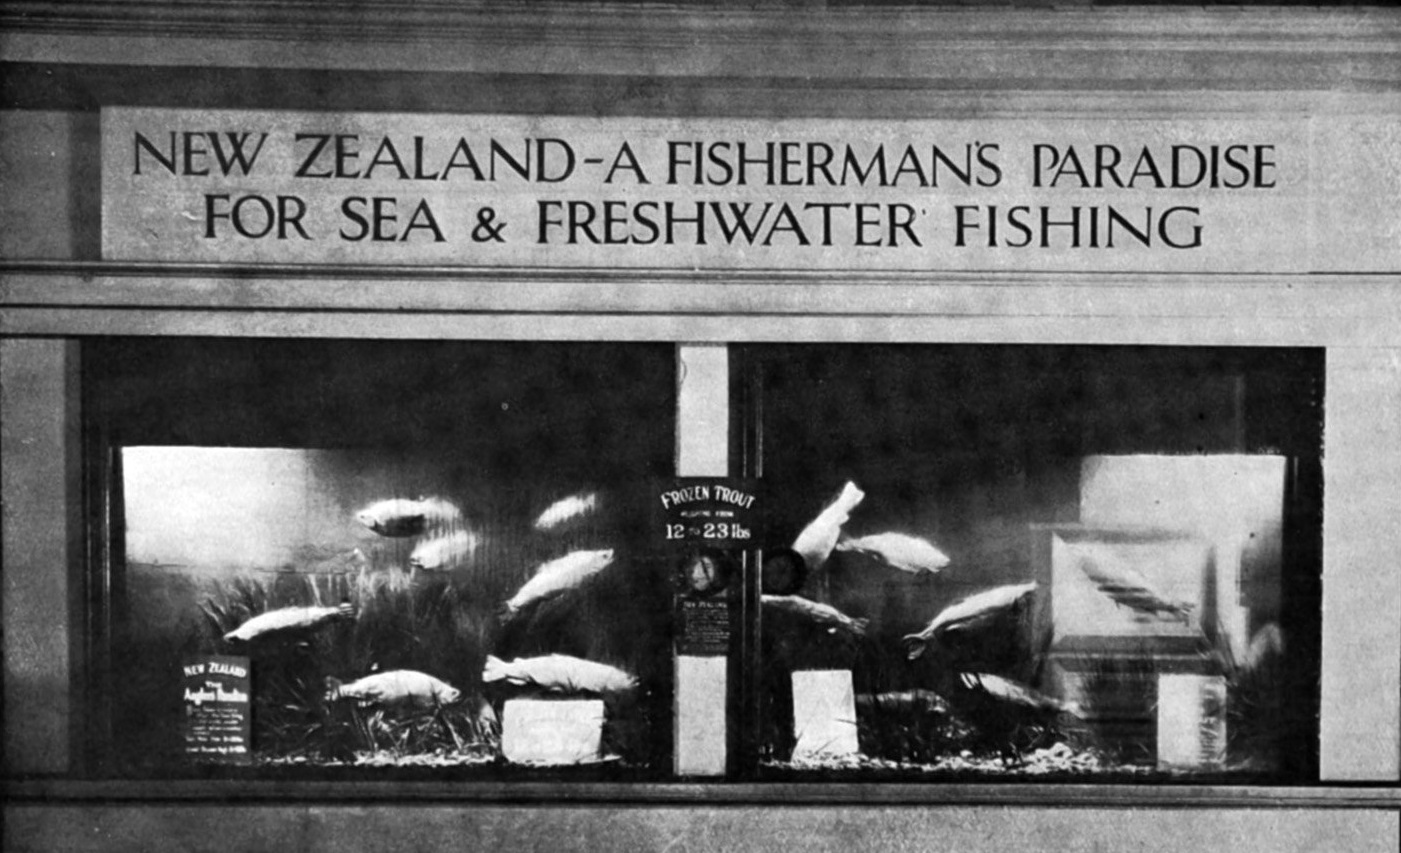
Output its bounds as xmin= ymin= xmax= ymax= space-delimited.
xmin=743 ymin=345 xmax=1322 ymax=783
xmin=85 ymin=339 xmax=677 ymax=778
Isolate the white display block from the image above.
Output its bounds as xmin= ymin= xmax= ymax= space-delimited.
xmin=1157 ymin=674 xmax=1227 ymax=771
xmin=791 ymin=669 xmax=860 ymax=761
xmin=675 ymin=655 xmax=728 ymax=776
xmin=500 ymin=698 xmax=604 ymax=766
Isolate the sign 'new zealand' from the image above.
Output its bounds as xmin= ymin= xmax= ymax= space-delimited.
xmin=102 ymin=108 xmax=1304 ymax=272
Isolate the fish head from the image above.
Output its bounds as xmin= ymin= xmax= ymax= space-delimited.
xmin=593 ymin=548 xmax=616 ymax=568
xmin=354 ymin=510 xmax=379 ymax=531
xmin=439 ymin=684 xmax=463 ymax=704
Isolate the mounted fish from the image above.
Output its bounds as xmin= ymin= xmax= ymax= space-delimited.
xmin=834 ymin=531 xmax=950 ymax=575
xmin=355 ymin=496 xmax=462 ymax=538
xmin=790 ymin=481 xmax=865 ymax=573
xmin=501 ymin=548 xmax=615 ymax=621
xmin=483 ymin=654 xmax=638 ymax=695
xmin=533 ymin=492 xmax=599 ymax=532
xmin=224 ymin=601 xmax=356 ymax=643
xmin=762 ymin=594 xmax=870 ymax=639
xmin=902 ymin=582 xmax=1037 ymax=660
xmin=324 ymin=669 xmax=462 ymax=709
xmin=1077 ymin=554 xmax=1195 ymax=622
xmin=855 ymin=688 xmax=951 ymax=716
xmin=957 ymin=672 xmax=1082 ymax=717
xmin=409 ymin=529 xmax=479 ymax=572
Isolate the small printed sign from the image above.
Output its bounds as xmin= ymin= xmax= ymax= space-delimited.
xmin=678 ymin=597 xmax=733 ymax=656
xmin=656 ymin=478 xmax=761 ymax=548
xmin=501 ymin=699 xmax=605 ymax=766
xmin=182 ymin=655 xmax=252 ymax=763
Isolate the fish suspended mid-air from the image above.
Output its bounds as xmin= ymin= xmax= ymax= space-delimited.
xmin=409 ymin=529 xmax=480 ymax=571
xmin=1077 ymin=555 xmax=1195 ymax=621
xmin=790 ymin=481 xmax=865 ymax=573
xmin=957 ymin=672 xmax=1082 ymax=717
xmin=533 ymin=492 xmax=599 ymax=531
xmin=324 ymin=670 xmax=462 ymax=709
xmin=355 ymin=496 xmax=462 ymax=538
xmin=902 ymin=582 xmax=1037 ymax=660
xmin=224 ymin=601 xmax=356 ymax=643
xmin=501 ymin=548 xmax=616 ymax=620
xmin=483 ymin=654 xmax=638 ymax=695
xmin=835 ymin=531 xmax=951 ymax=575
xmin=762 ymin=593 xmax=870 ymax=639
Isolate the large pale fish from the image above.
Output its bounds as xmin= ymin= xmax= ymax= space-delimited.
xmin=409 ymin=529 xmax=479 ymax=571
xmin=355 ymin=496 xmax=462 ymax=538
xmin=482 ymin=654 xmax=638 ymax=695
xmin=324 ymin=669 xmax=462 ymax=708
xmin=502 ymin=548 xmax=615 ymax=618
xmin=902 ymin=582 xmax=1037 ymax=660
xmin=835 ymin=531 xmax=951 ymax=575
xmin=1077 ymin=555 xmax=1194 ymax=621
xmin=790 ymin=481 xmax=865 ymax=573
xmin=958 ymin=672 xmax=1081 ymax=717
xmin=762 ymin=593 xmax=870 ymax=639
xmin=224 ymin=601 xmax=355 ymax=642
xmin=855 ymin=688 xmax=950 ymax=715
xmin=533 ymin=492 xmax=599 ymax=531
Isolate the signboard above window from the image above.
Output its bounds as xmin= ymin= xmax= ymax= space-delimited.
xmin=96 ymin=108 xmax=1371 ymax=274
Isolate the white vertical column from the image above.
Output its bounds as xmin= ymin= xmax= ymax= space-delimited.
xmin=2 ymin=339 xmax=78 ymax=774
xmin=1321 ymin=347 xmax=1401 ymax=780
xmin=674 ymin=344 xmax=729 ymax=776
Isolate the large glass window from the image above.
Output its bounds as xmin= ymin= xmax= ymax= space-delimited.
xmin=87 ymin=339 xmax=676 ymax=778
xmin=742 ymin=345 xmax=1322 ymax=783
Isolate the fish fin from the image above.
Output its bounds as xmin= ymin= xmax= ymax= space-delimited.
xmin=482 ymin=655 xmax=507 ymax=683
xmin=902 ymin=634 xmax=928 ymax=661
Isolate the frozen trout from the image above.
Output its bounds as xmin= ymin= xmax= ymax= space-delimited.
xmin=355 ymin=496 xmax=462 ymax=538
xmin=835 ymin=531 xmax=950 ymax=575
xmin=224 ymin=601 xmax=355 ymax=643
xmin=958 ymin=672 xmax=1081 ymax=717
xmin=903 ymin=582 xmax=1037 ymax=660
xmin=762 ymin=594 xmax=870 ymax=639
xmin=325 ymin=670 xmax=462 ymax=708
xmin=533 ymin=492 xmax=599 ymax=531
xmin=790 ymin=481 xmax=865 ymax=573
xmin=409 ymin=529 xmax=479 ymax=571
xmin=483 ymin=654 xmax=638 ymax=695
xmin=501 ymin=548 xmax=615 ymax=619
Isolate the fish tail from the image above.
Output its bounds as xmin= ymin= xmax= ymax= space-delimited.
xmin=850 ymin=617 xmax=870 ymax=638
xmin=482 ymin=655 xmax=508 ymax=683
xmin=336 ymin=600 xmax=356 ymax=620
xmin=902 ymin=634 xmax=928 ymax=661
xmin=496 ymin=601 xmax=518 ymax=624
xmin=324 ymin=676 xmax=344 ymax=703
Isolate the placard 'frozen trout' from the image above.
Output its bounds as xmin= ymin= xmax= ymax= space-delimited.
xmin=501 ymin=548 xmax=615 ymax=619
xmin=835 ymin=531 xmax=950 ymax=575
xmin=483 ymin=654 xmax=638 ymax=695
xmin=902 ymin=582 xmax=1037 ymax=660
xmin=790 ymin=481 xmax=865 ymax=573
xmin=355 ymin=496 xmax=462 ymax=537
xmin=224 ymin=601 xmax=356 ymax=642
xmin=324 ymin=670 xmax=462 ymax=709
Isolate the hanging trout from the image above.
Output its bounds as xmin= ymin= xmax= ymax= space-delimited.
xmin=790 ymin=481 xmax=865 ymax=573
xmin=355 ymin=496 xmax=462 ymax=538
xmin=533 ymin=492 xmax=599 ymax=531
xmin=325 ymin=669 xmax=462 ymax=709
xmin=224 ymin=601 xmax=356 ymax=643
xmin=958 ymin=672 xmax=1081 ymax=717
xmin=409 ymin=529 xmax=479 ymax=571
xmin=483 ymin=654 xmax=638 ymax=695
xmin=902 ymin=582 xmax=1037 ymax=660
xmin=501 ymin=548 xmax=615 ymax=619
xmin=762 ymin=594 xmax=870 ymax=639
xmin=834 ymin=531 xmax=951 ymax=575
